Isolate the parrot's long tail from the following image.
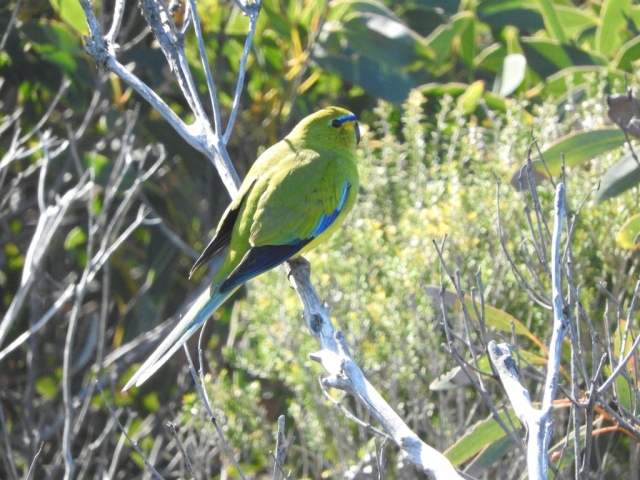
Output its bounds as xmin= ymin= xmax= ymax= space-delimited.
xmin=122 ymin=284 xmax=234 ymax=390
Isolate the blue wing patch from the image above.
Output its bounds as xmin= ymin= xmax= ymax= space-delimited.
xmin=220 ymin=183 xmax=351 ymax=293
xmin=310 ymin=183 xmax=350 ymax=238
xmin=220 ymin=242 xmax=310 ymax=293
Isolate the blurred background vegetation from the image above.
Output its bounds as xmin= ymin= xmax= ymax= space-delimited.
xmin=1 ymin=0 xmax=640 ymax=478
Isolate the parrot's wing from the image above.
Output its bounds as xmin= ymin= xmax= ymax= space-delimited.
xmin=189 ymin=179 xmax=256 ymax=278
xmin=219 ymin=243 xmax=309 ymax=293
xmin=219 ymin=181 xmax=352 ymax=293
xmin=250 ymin=151 xmax=351 ymax=244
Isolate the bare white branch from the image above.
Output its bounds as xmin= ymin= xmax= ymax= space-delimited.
xmin=489 ymin=182 xmax=567 ymax=480
xmin=488 ymin=342 xmax=534 ymax=424
xmin=79 ymin=0 xmax=242 ymax=196
xmin=285 ymin=258 xmax=463 ymax=480
xmin=272 ymin=415 xmax=289 ymax=480
xmin=0 ymin=167 xmax=92 ymax=347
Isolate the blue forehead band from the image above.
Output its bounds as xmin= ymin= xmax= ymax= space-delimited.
xmin=338 ymin=113 xmax=357 ymax=124
xmin=333 ymin=113 xmax=357 ymax=126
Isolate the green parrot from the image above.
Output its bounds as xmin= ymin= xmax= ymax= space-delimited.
xmin=123 ymin=107 xmax=361 ymax=390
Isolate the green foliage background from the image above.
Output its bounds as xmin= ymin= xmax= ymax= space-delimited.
xmin=1 ymin=0 xmax=640 ymax=478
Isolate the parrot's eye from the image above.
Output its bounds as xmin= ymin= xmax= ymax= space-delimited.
xmin=331 ymin=119 xmax=342 ymax=128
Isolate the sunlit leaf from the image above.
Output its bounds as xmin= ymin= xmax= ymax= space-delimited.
xmin=526 ymin=66 xmax=626 ymax=101
xmin=614 ymin=35 xmax=640 ymax=71
xmin=426 ymin=11 xmax=474 ymax=68
xmin=555 ymin=5 xmax=598 ymax=39
xmin=496 ymin=54 xmax=526 ymax=96
xmin=64 ymin=226 xmax=87 ymax=250
xmin=458 ymin=12 xmax=475 ymax=69
xmin=444 ymin=409 xmax=517 ymax=467
xmin=537 ymin=0 xmax=567 ymax=43
xmin=595 ymin=0 xmax=632 ymax=55
xmin=533 ymin=129 xmax=625 ymax=177
xmin=143 ymin=392 xmax=161 ymax=412
xmin=419 ymin=82 xmax=513 ymax=114
xmin=616 ymin=214 xmax=640 ymax=250
xmin=457 ymin=80 xmax=485 ymax=114
xmin=313 ymin=0 xmax=433 ymax=103
xmin=474 ymin=43 xmax=507 ymax=74
xmin=36 ymin=376 xmax=59 ymax=399
xmin=463 ymin=435 xmax=514 ymax=476
xmin=49 ymin=0 xmax=87 ymax=35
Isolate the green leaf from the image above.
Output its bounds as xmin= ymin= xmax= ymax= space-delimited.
xmin=343 ymin=13 xmax=431 ymax=67
xmin=411 ymin=0 xmax=460 ymax=16
xmin=313 ymin=0 xmax=433 ymax=103
xmin=474 ymin=43 xmax=507 ymax=74
xmin=426 ymin=11 xmax=475 ymax=68
xmin=84 ymin=152 xmax=110 ymax=179
xmin=595 ymin=149 xmax=640 ymax=202
xmin=49 ymin=0 xmax=88 ymax=35
xmin=21 ymin=20 xmax=80 ymax=73
xmin=496 ymin=54 xmax=526 ymax=96
xmin=458 ymin=12 xmax=476 ymax=70
xmin=419 ymin=82 xmax=512 ymax=114
xmin=555 ymin=5 xmax=598 ymax=39
xmin=533 ymin=129 xmax=625 ymax=177
xmin=595 ymin=0 xmax=632 ymax=55
xmin=36 ymin=376 xmax=59 ymax=399
xmin=462 ymin=435 xmax=514 ymax=473
xmin=616 ymin=214 xmax=640 ymax=249
xmin=526 ymin=66 xmax=627 ymax=101
xmin=477 ymin=0 xmax=544 ymax=32
xmin=521 ymin=37 xmax=607 ymax=80
xmin=142 ymin=392 xmax=162 ymax=412
xmin=64 ymin=226 xmax=87 ymax=250
xmin=614 ymin=36 xmax=640 ymax=71
xmin=313 ymin=43 xmax=422 ymax=104
xmin=444 ymin=409 xmax=517 ymax=467
xmin=537 ymin=0 xmax=567 ymax=43
xmin=457 ymin=80 xmax=485 ymax=114
xmin=402 ymin=3 xmax=447 ymax=37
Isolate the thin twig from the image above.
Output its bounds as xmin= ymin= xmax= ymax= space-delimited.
xmin=223 ymin=1 xmax=261 ymax=143
xmin=183 ymin=345 xmax=248 ymax=480
xmin=167 ymin=422 xmax=196 ymax=478
xmin=97 ymin=383 xmax=164 ymax=480
xmin=598 ymin=281 xmax=640 ymax=395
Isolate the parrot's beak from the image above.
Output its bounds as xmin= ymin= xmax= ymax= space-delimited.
xmin=355 ymin=121 xmax=361 ymax=145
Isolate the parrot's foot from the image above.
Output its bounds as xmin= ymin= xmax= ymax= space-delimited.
xmin=285 ymin=256 xmax=310 ymax=281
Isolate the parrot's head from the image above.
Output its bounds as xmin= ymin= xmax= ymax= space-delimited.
xmin=290 ymin=107 xmax=361 ymax=151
